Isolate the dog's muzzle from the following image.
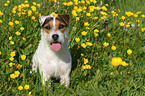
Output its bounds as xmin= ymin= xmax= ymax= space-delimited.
xmin=51 ymin=34 xmax=62 ymax=52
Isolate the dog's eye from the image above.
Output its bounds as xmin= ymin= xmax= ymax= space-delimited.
xmin=59 ymin=24 xmax=65 ymax=29
xmin=45 ymin=26 xmax=51 ymax=30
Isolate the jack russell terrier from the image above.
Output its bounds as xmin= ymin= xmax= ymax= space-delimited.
xmin=32 ymin=13 xmax=71 ymax=87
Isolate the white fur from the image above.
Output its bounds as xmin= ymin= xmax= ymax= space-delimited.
xmin=32 ymin=14 xmax=71 ymax=87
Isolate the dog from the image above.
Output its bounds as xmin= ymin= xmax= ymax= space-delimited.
xmin=32 ymin=13 xmax=71 ymax=87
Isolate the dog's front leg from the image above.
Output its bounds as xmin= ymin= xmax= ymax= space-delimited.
xmin=60 ymin=74 xmax=70 ymax=87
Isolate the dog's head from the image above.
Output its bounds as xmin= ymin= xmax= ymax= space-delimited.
xmin=39 ymin=13 xmax=69 ymax=51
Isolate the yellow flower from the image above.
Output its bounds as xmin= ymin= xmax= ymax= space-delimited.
xmin=63 ymin=2 xmax=67 ymax=5
xmin=86 ymin=13 xmax=91 ymax=16
xmin=28 ymin=10 xmax=32 ymax=16
xmin=7 ymin=1 xmax=10 ymax=3
xmin=81 ymin=43 xmax=87 ymax=48
xmin=141 ymin=28 xmax=145 ymax=32
xmin=33 ymin=2 xmax=36 ymax=5
xmin=21 ymin=55 xmax=26 ymax=60
xmin=101 ymin=6 xmax=107 ymax=11
xmin=14 ymin=71 xmax=20 ymax=77
xmin=24 ymin=85 xmax=29 ymax=90
xmin=86 ymin=42 xmax=93 ymax=46
xmin=10 ymin=74 xmax=15 ymax=79
xmin=72 ymin=10 xmax=77 ymax=16
xmin=94 ymin=33 xmax=99 ymax=37
xmin=9 ymin=62 xmax=13 ymax=67
xmin=37 ymin=4 xmax=40 ymax=8
xmin=84 ymin=58 xmax=88 ymax=64
xmin=9 ymin=57 xmax=14 ymax=61
xmin=10 ymin=51 xmax=16 ymax=57
xmin=15 ymin=20 xmax=19 ymax=24
xmin=75 ymin=17 xmax=80 ymax=21
xmin=0 ymin=51 xmax=1 ymax=55
xmin=141 ymin=14 xmax=145 ymax=18
xmin=81 ymin=31 xmax=87 ymax=36
xmin=110 ymin=72 xmax=113 ymax=75
xmin=94 ymin=29 xmax=99 ymax=33
xmin=8 ymin=22 xmax=14 ymax=26
xmin=95 ymin=6 xmax=100 ymax=10
xmin=93 ymin=17 xmax=98 ymax=19
xmin=105 ymin=4 xmax=109 ymax=7
xmin=119 ymin=22 xmax=125 ymax=26
xmin=121 ymin=61 xmax=128 ymax=66
xmin=107 ymin=33 xmax=111 ymax=37
xmin=9 ymin=36 xmax=12 ymax=40
xmin=121 ymin=16 xmax=125 ymax=20
xmin=22 ymin=37 xmax=26 ymax=41
xmin=52 ymin=12 xmax=58 ymax=17
xmin=127 ymin=49 xmax=132 ymax=55
xmin=17 ymin=64 xmax=22 ymax=69
xmin=10 ymin=41 xmax=14 ymax=45
xmin=20 ymin=27 xmax=24 ymax=30
xmin=111 ymin=46 xmax=116 ymax=50
xmin=4 ymin=3 xmax=8 ymax=6
xmin=75 ymin=38 xmax=80 ymax=42
xmin=0 ymin=11 xmax=3 ymax=16
xmin=18 ymin=86 xmax=23 ymax=90
xmin=25 ymin=1 xmax=28 ymax=3
xmin=103 ymin=42 xmax=109 ymax=47
xmin=125 ymin=11 xmax=133 ymax=17
xmin=0 ymin=20 xmax=2 ymax=23
xmin=81 ymin=53 xmax=84 ymax=56
xmin=136 ymin=20 xmax=140 ymax=22
xmin=126 ymin=24 xmax=130 ymax=28
xmin=31 ymin=16 xmax=35 ymax=20
xmin=85 ymin=65 xmax=91 ymax=69
xmin=111 ymin=57 xmax=123 ymax=67
xmin=31 ymin=6 xmax=36 ymax=12
xmin=100 ymin=11 xmax=108 ymax=16
xmin=15 ymin=31 xmax=21 ymax=36
xmin=84 ymin=22 xmax=89 ymax=26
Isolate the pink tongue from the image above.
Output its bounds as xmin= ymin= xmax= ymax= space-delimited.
xmin=51 ymin=43 xmax=61 ymax=51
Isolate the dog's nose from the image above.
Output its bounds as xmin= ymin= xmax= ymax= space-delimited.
xmin=52 ymin=34 xmax=59 ymax=41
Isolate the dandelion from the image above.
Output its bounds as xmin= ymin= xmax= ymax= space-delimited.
xmin=18 ymin=86 xmax=23 ymax=90
xmin=21 ymin=55 xmax=26 ymax=60
xmin=8 ymin=22 xmax=14 ymax=26
xmin=111 ymin=46 xmax=116 ymax=50
xmin=81 ymin=31 xmax=87 ymax=36
xmin=81 ymin=43 xmax=87 ymax=48
xmin=103 ymin=42 xmax=109 ymax=47
xmin=111 ymin=57 xmax=123 ymax=67
xmin=24 ymin=85 xmax=29 ymax=90
xmin=127 ymin=49 xmax=132 ymax=55
xmin=15 ymin=20 xmax=19 ymax=24
xmin=10 ymin=41 xmax=14 ymax=45
xmin=15 ymin=31 xmax=21 ymax=36
xmin=20 ymin=27 xmax=24 ymax=30
xmin=75 ymin=38 xmax=80 ymax=42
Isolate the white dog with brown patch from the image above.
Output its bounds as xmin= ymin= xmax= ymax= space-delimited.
xmin=32 ymin=13 xmax=71 ymax=87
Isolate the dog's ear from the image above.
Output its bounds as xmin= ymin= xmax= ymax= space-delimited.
xmin=58 ymin=15 xmax=69 ymax=25
xmin=39 ymin=16 xmax=46 ymax=26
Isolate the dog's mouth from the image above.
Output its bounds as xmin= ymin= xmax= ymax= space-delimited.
xmin=50 ymin=42 xmax=62 ymax=52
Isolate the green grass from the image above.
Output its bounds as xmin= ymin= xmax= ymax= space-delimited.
xmin=0 ymin=0 xmax=145 ymax=95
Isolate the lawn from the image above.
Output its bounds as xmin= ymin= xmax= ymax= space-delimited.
xmin=0 ymin=0 xmax=145 ymax=95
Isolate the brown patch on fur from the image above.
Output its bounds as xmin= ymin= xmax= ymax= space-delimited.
xmin=42 ymin=19 xmax=53 ymax=34
xmin=55 ymin=19 xmax=67 ymax=33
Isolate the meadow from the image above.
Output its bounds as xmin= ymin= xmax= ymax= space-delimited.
xmin=0 ymin=0 xmax=145 ymax=95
